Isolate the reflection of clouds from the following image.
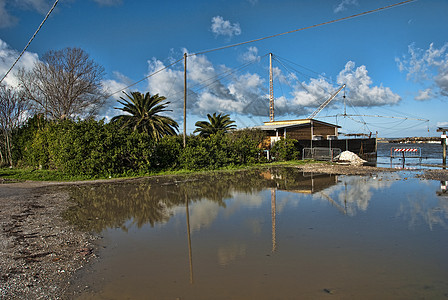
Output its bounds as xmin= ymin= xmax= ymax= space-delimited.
xmin=170 ymin=191 xmax=265 ymax=233
xmin=277 ymin=192 xmax=300 ymax=213
xmin=223 ymin=191 xmax=264 ymax=218
xmin=217 ymin=243 xmax=246 ymax=266
xmin=245 ymin=218 xmax=262 ymax=235
xmin=398 ymin=193 xmax=448 ymax=230
xmin=189 ymin=200 xmax=221 ymax=232
xmin=232 ymin=190 xmax=264 ymax=207
xmin=315 ymin=174 xmax=398 ymax=216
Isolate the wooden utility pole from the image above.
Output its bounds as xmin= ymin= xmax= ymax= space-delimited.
xmin=183 ymin=53 xmax=187 ymax=148
xmin=438 ymin=127 xmax=447 ymax=166
xmin=269 ymin=53 xmax=274 ymax=122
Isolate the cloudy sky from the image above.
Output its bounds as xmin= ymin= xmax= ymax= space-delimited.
xmin=0 ymin=0 xmax=447 ymax=137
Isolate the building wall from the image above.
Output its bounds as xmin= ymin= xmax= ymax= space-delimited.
xmin=285 ymin=126 xmax=312 ymax=140
xmin=312 ymin=123 xmax=338 ymax=138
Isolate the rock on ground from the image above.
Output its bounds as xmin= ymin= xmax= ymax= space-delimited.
xmin=334 ymin=151 xmax=367 ymax=165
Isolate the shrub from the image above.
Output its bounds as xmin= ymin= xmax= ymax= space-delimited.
xmin=270 ymin=138 xmax=301 ymax=161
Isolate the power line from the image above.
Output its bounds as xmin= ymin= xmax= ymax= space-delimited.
xmin=0 ymin=0 xmax=59 ymax=85
xmin=107 ymin=0 xmax=415 ymax=100
xmin=106 ymin=57 xmax=184 ymax=98
xmin=190 ymin=0 xmax=415 ymax=57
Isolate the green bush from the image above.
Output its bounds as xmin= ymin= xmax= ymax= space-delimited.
xmin=12 ymin=118 xmax=270 ymax=177
xmin=151 ymin=135 xmax=183 ymax=170
xmin=270 ymin=138 xmax=301 ymax=161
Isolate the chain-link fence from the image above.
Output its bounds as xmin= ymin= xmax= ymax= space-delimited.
xmin=302 ymin=147 xmax=342 ymax=161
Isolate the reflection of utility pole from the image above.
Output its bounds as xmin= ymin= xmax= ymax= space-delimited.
xmin=185 ymin=194 xmax=194 ymax=284
xmin=271 ymin=188 xmax=277 ymax=253
xmin=344 ymin=181 xmax=348 ymax=212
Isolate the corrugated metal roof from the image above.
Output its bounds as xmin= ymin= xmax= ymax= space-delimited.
xmin=256 ymin=119 xmax=341 ymax=131
xmin=255 ymin=123 xmax=309 ymax=131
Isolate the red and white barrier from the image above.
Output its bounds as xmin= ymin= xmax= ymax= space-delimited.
xmin=393 ymin=148 xmax=418 ymax=152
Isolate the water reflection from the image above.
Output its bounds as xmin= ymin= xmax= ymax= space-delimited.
xmin=68 ymin=168 xmax=448 ymax=300
xmin=64 ymin=168 xmax=340 ymax=233
xmin=64 ymin=170 xmax=272 ymax=232
xmin=318 ymin=174 xmax=397 ymax=216
xmin=65 ymin=169 xmax=445 ymax=233
xmin=399 ymin=182 xmax=448 ymax=230
xmin=437 ymin=181 xmax=447 ymax=197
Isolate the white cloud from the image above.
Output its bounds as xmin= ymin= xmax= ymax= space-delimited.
xmin=415 ymin=88 xmax=433 ymax=101
xmin=0 ymin=0 xmax=17 ymax=28
xmin=337 ymin=61 xmax=401 ymax=106
xmin=146 ymin=51 xmax=268 ymax=120
xmin=145 ymin=51 xmax=401 ymax=122
xmin=396 ymin=42 xmax=448 ymax=99
xmin=437 ymin=121 xmax=448 ymax=127
xmin=334 ymin=0 xmax=358 ymax=13
xmin=240 ymin=47 xmax=260 ymax=63
xmin=16 ymin=0 xmax=52 ymax=14
xmin=0 ymin=39 xmax=39 ymax=87
xmin=100 ymin=71 xmax=133 ymax=121
xmin=211 ymin=16 xmax=241 ymax=38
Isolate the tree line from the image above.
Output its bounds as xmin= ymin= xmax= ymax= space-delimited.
xmin=1 ymin=47 xmax=300 ymax=177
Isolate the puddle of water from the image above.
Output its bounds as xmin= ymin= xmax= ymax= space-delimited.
xmin=66 ymin=168 xmax=448 ymax=300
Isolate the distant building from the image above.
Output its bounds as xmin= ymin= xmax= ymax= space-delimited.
xmin=256 ymin=118 xmax=376 ymax=161
xmin=257 ymin=119 xmax=340 ymax=147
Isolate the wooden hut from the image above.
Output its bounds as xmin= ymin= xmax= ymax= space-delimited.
xmin=258 ymin=119 xmax=340 ymax=146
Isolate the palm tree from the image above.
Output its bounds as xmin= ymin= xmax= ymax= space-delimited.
xmin=112 ymin=91 xmax=178 ymax=141
xmin=194 ymin=113 xmax=236 ymax=137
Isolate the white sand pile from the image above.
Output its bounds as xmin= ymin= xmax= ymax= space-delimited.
xmin=334 ymin=151 xmax=367 ymax=165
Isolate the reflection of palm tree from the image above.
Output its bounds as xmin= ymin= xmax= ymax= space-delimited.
xmin=112 ymin=91 xmax=178 ymax=141
xmin=194 ymin=113 xmax=236 ymax=137
xmin=63 ymin=168 xmax=287 ymax=232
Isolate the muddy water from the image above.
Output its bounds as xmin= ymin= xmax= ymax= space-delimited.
xmin=66 ymin=167 xmax=448 ymax=299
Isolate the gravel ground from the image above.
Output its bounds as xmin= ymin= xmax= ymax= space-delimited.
xmin=416 ymin=168 xmax=448 ymax=181
xmin=0 ymin=182 xmax=99 ymax=299
xmin=0 ymin=163 xmax=447 ymax=299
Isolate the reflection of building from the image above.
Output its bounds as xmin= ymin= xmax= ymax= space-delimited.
xmin=266 ymin=171 xmax=339 ymax=253
xmin=437 ymin=181 xmax=447 ymax=197
xmin=284 ymin=173 xmax=338 ymax=194
xmin=260 ymin=170 xmax=338 ymax=194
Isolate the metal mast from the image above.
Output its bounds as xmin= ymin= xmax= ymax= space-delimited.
xmin=307 ymin=83 xmax=346 ymax=119
xmin=269 ymin=53 xmax=274 ymax=122
xmin=183 ymin=53 xmax=187 ymax=147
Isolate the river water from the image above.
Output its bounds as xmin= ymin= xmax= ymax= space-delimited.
xmin=66 ymin=167 xmax=448 ymax=299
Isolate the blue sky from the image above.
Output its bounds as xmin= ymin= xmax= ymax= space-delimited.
xmin=0 ymin=0 xmax=447 ymax=137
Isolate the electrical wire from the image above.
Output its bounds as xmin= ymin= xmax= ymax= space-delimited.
xmin=0 ymin=0 xmax=59 ymax=84
xmin=165 ymin=54 xmax=269 ymax=105
xmin=104 ymin=0 xmax=415 ymax=100
xmin=190 ymin=0 xmax=415 ymax=57
xmin=106 ymin=57 xmax=184 ymax=98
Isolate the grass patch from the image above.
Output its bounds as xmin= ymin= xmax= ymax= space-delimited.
xmin=0 ymin=160 xmax=323 ymax=182
xmin=0 ymin=168 xmax=94 ymax=182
